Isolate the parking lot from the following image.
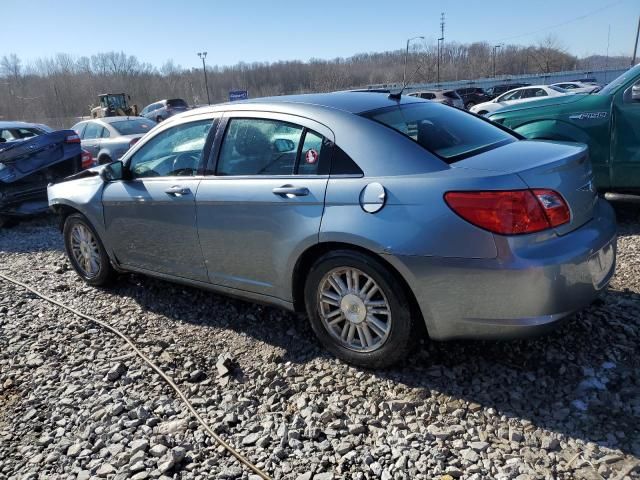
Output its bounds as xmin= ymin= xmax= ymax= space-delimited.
xmin=0 ymin=203 xmax=638 ymax=479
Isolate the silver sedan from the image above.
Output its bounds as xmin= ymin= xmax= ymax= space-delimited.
xmin=71 ymin=117 xmax=156 ymax=164
xmin=48 ymin=92 xmax=616 ymax=368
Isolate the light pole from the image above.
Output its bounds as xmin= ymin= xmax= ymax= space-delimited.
xmin=492 ymin=44 xmax=502 ymax=78
xmin=197 ymin=51 xmax=211 ymax=105
xmin=403 ymin=36 xmax=424 ymax=86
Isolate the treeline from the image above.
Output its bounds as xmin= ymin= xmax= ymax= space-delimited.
xmin=0 ymin=38 xmax=632 ymax=129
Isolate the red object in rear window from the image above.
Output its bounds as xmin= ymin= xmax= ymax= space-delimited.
xmin=444 ymin=189 xmax=570 ymax=235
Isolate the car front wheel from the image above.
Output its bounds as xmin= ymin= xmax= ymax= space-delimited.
xmin=63 ymin=213 xmax=114 ymax=286
xmin=304 ymin=250 xmax=417 ymax=368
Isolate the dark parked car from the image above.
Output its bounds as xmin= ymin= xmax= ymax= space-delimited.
xmin=140 ymin=99 xmax=189 ymax=123
xmin=0 ymin=121 xmax=82 ymax=227
xmin=455 ymin=87 xmax=490 ymax=109
xmin=485 ymin=83 xmax=531 ymax=100
xmin=72 ymin=117 xmax=156 ymax=164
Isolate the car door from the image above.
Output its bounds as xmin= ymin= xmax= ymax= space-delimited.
xmin=196 ymin=112 xmax=332 ymax=301
xmin=101 ymin=117 xmax=217 ymax=281
xmin=81 ymin=122 xmax=102 ymax=158
xmin=610 ymin=78 xmax=640 ymax=189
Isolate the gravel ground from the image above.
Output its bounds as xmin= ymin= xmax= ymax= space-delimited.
xmin=0 ymin=205 xmax=639 ymax=480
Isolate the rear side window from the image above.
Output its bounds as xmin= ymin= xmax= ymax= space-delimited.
xmin=217 ymin=118 xmax=329 ymax=176
xmin=362 ymin=103 xmax=516 ymax=163
xmin=330 ymin=146 xmax=363 ymax=175
xmin=443 ymin=91 xmax=460 ymax=99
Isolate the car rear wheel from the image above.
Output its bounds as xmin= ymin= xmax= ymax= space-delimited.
xmin=304 ymin=250 xmax=417 ymax=368
xmin=465 ymin=101 xmax=476 ymax=109
xmin=156 ymin=116 xmax=163 ymax=123
xmin=63 ymin=213 xmax=114 ymax=286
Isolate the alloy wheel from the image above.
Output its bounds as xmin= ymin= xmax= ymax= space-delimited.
xmin=318 ymin=267 xmax=392 ymax=352
xmin=69 ymin=223 xmax=101 ymax=278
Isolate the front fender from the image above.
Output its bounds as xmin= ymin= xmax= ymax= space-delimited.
xmin=47 ymin=176 xmax=106 ymax=239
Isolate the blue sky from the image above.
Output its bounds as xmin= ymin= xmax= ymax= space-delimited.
xmin=1 ymin=0 xmax=637 ymax=69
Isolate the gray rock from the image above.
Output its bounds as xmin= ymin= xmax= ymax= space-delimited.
xmin=96 ymin=463 xmax=116 ymax=477
xmin=157 ymin=418 xmax=188 ymax=435
xmin=149 ymin=444 xmax=168 ymax=457
xmin=106 ymin=363 xmax=126 ymax=381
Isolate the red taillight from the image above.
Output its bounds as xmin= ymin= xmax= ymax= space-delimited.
xmin=444 ymin=189 xmax=570 ymax=235
xmin=80 ymin=149 xmax=95 ymax=169
xmin=65 ymin=133 xmax=81 ymax=144
xmin=129 ymin=138 xmax=139 ymax=148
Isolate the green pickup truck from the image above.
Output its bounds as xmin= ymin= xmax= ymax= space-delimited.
xmin=489 ymin=64 xmax=640 ymax=193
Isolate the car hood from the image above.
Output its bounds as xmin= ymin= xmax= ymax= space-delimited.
xmin=489 ymin=93 xmax=588 ymax=117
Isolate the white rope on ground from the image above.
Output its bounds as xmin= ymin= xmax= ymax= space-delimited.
xmin=0 ymin=271 xmax=273 ymax=480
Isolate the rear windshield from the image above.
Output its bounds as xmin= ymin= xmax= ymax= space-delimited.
xmin=167 ymin=99 xmax=188 ymax=108
xmin=362 ymin=103 xmax=516 ymax=162
xmin=110 ymin=118 xmax=155 ymax=135
xmin=548 ymin=85 xmax=568 ymax=93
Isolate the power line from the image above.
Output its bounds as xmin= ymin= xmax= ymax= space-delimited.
xmin=495 ymin=0 xmax=625 ymax=43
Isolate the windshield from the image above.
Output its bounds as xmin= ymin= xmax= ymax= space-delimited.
xmin=599 ymin=64 xmax=640 ymax=95
xmin=110 ymin=118 xmax=155 ymax=135
xmin=362 ymin=103 xmax=516 ymax=163
xmin=167 ymin=99 xmax=188 ymax=108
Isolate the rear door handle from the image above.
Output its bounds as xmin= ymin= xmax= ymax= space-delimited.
xmin=165 ymin=185 xmax=191 ymax=196
xmin=272 ymin=185 xmax=310 ymax=197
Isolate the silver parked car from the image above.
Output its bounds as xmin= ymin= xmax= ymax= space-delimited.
xmin=49 ymin=92 xmax=616 ymax=367
xmin=72 ymin=117 xmax=156 ymax=164
xmin=140 ymin=98 xmax=190 ymax=123
xmin=407 ymin=89 xmax=465 ymax=108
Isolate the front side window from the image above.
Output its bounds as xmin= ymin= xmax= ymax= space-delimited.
xmin=217 ymin=118 xmax=303 ymax=176
xmin=72 ymin=122 xmax=86 ymax=137
xmin=128 ymin=120 xmax=213 ymax=179
xmin=83 ymin=122 xmax=102 ymax=140
xmin=362 ymin=102 xmax=516 ymax=163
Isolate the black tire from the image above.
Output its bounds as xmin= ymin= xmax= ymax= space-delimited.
xmin=465 ymin=101 xmax=476 ymax=109
xmin=156 ymin=116 xmax=163 ymax=123
xmin=304 ymin=250 xmax=417 ymax=368
xmin=478 ymin=110 xmax=488 ymax=116
xmin=98 ymin=155 xmax=112 ymax=165
xmin=63 ymin=213 xmax=114 ymax=286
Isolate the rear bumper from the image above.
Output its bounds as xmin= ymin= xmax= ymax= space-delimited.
xmin=393 ymin=199 xmax=617 ymax=340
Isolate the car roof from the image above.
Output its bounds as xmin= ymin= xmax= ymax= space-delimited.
xmin=187 ymin=92 xmax=422 ymax=116
xmin=95 ymin=116 xmax=151 ymax=124
xmin=0 ymin=121 xmax=42 ymax=129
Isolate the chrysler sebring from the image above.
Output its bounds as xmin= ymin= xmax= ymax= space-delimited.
xmin=48 ymin=92 xmax=616 ymax=367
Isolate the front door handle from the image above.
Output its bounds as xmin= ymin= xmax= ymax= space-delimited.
xmin=272 ymin=185 xmax=309 ymax=197
xmin=165 ymin=185 xmax=191 ymax=196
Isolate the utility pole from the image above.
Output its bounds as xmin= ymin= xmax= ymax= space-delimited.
xmin=632 ymin=15 xmax=640 ymax=66
xmin=492 ymin=44 xmax=502 ymax=77
xmin=437 ymin=12 xmax=445 ymax=85
xmin=403 ymin=36 xmax=424 ymax=86
xmin=197 ymin=52 xmax=211 ymax=105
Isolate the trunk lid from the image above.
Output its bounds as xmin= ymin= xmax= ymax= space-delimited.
xmin=451 ymin=140 xmax=597 ymax=235
xmin=0 ymin=130 xmax=81 ymax=183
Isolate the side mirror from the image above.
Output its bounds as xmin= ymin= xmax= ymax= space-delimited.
xmin=100 ymin=161 xmax=124 ymax=182
xmin=632 ymin=86 xmax=640 ymax=102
